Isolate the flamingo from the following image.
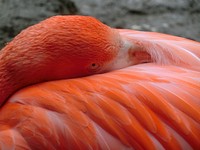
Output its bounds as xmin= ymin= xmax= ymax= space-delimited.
xmin=0 ymin=15 xmax=199 ymax=150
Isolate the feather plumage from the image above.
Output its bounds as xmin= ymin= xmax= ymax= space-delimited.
xmin=0 ymin=16 xmax=199 ymax=150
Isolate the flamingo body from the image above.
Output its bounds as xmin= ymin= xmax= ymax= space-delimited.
xmin=0 ymin=16 xmax=200 ymax=150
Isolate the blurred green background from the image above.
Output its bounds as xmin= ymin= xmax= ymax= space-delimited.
xmin=0 ymin=0 xmax=199 ymax=49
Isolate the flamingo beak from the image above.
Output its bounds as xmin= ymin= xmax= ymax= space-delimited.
xmin=104 ymin=39 xmax=151 ymax=72
xmin=102 ymin=40 xmax=134 ymax=72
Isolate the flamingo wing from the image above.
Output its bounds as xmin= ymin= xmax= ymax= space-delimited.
xmin=118 ymin=29 xmax=200 ymax=57
xmin=118 ymin=29 xmax=200 ymax=71
xmin=0 ymin=64 xmax=199 ymax=150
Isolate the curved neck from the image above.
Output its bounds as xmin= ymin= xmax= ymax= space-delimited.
xmin=0 ymin=51 xmax=28 ymax=107
xmin=0 ymin=62 xmax=15 ymax=106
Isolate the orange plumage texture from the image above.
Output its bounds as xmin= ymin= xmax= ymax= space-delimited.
xmin=0 ymin=15 xmax=200 ymax=150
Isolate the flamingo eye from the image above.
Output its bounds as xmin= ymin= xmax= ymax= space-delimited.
xmin=89 ymin=63 xmax=101 ymax=71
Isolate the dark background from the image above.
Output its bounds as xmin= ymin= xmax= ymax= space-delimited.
xmin=0 ymin=0 xmax=200 ymax=49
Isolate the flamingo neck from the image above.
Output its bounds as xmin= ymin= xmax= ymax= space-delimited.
xmin=0 ymin=51 xmax=32 ymax=107
xmin=0 ymin=61 xmax=15 ymax=106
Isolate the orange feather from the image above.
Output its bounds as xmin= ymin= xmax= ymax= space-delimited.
xmin=0 ymin=15 xmax=199 ymax=150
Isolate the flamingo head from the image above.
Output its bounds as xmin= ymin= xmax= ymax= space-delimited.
xmin=1 ymin=16 xmax=136 ymax=83
xmin=0 ymin=16 xmax=138 ymax=104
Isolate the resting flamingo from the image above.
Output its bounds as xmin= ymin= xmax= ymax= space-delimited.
xmin=0 ymin=16 xmax=199 ymax=150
